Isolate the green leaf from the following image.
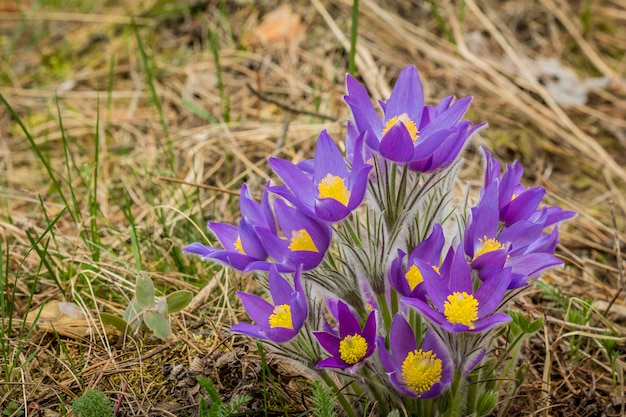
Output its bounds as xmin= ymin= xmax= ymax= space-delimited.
xmin=526 ymin=316 xmax=544 ymax=334
xmin=99 ymin=313 xmax=131 ymax=334
xmin=476 ymin=390 xmax=498 ymax=417
xmin=143 ymin=311 xmax=172 ymax=339
xmin=166 ymin=290 xmax=193 ymax=314
xmin=123 ymin=297 xmax=144 ymax=332
xmin=136 ymin=272 xmax=155 ymax=309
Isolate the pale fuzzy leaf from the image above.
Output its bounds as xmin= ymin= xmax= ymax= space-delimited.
xmin=165 ymin=290 xmax=193 ymax=314
xmin=144 ymin=311 xmax=172 ymax=340
xmin=123 ymin=297 xmax=144 ymax=332
xmin=136 ymin=272 xmax=156 ymax=309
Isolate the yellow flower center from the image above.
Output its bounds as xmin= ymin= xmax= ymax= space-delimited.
xmin=382 ymin=113 xmax=419 ymax=142
xmin=401 ymin=349 xmax=442 ymax=396
xmin=444 ymin=291 xmax=479 ymax=329
xmin=268 ymin=304 xmax=293 ymax=329
xmin=473 ymin=235 xmax=505 ymax=260
xmin=338 ymin=334 xmax=369 ymax=365
xmin=317 ymin=174 xmax=351 ymax=206
xmin=405 ymin=264 xmax=424 ymax=291
xmin=234 ymin=236 xmax=245 ymax=254
xmin=288 ymin=229 xmax=319 ymax=252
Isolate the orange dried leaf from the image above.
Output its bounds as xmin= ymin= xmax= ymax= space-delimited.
xmin=253 ymin=5 xmax=302 ymax=45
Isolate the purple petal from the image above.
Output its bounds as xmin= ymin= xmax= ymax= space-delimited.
xmin=379 ymin=122 xmax=416 ymax=162
xmin=389 ymin=314 xmax=417 ymax=368
xmin=182 ymin=242 xmax=217 ymax=257
xmin=314 ymin=331 xmax=341 ymax=355
xmin=505 ymin=253 xmax=562 ymax=280
xmin=347 ymin=165 xmax=372 ymax=209
xmin=411 ymin=223 xmax=445 ymax=265
xmin=313 ymin=130 xmax=350 ymax=182
xmin=317 ymin=356 xmax=349 ymax=369
xmin=402 ymin=297 xmax=449 ymax=329
xmin=315 ymin=198 xmax=351 ymax=222
xmin=267 ymin=266 xmax=294 ymax=306
xmin=290 ymin=291 xmax=308 ymax=330
xmin=362 ymin=311 xmax=377 ymax=355
xmin=448 ymin=244 xmax=473 ymax=294
xmin=411 ymin=127 xmax=454 ymax=161
xmin=238 ymin=220 xmax=266 ymax=260
xmin=265 ymin=326 xmax=299 ymax=343
xmin=269 ymin=157 xmax=317 ymax=209
xmin=500 ymin=221 xmax=544 ymax=252
xmin=377 ymin=336 xmax=396 ymax=372
xmin=254 ymin=226 xmax=289 ymax=264
xmin=390 ymin=372 xmax=418 ymax=397
xmin=230 ymin=322 xmax=269 ymax=341
xmin=236 ymin=291 xmax=274 ymax=324
xmin=472 ymin=312 xmax=512 ymax=332
xmin=209 ymin=251 xmax=261 ymax=271
xmin=501 ymin=187 xmax=546 ymax=225
xmin=337 ymin=301 xmax=361 ymax=338
xmin=385 ymin=66 xmax=424 ymax=123
xmin=475 ymin=268 xmax=511 ymax=316
xmin=462 ymin=348 xmax=486 ymax=376
xmin=208 ymin=222 xmax=239 ymax=249
xmin=344 ymin=75 xmax=383 ymax=134
xmin=421 ymin=96 xmax=472 ymax=137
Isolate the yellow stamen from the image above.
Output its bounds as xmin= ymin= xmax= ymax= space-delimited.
xmin=288 ymin=229 xmax=319 ymax=252
xmin=405 ymin=264 xmax=424 ymax=291
xmin=401 ymin=349 xmax=442 ymax=396
xmin=317 ymin=174 xmax=351 ymax=206
xmin=473 ymin=235 xmax=505 ymax=260
xmin=339 ymin=334 xmax=369 ymax=364
xmin=382 ymin=113 xmax=419 ymax=142
xmin=268 ymin=304 xmax=293 ymax=329
xmin=431 ymin=265 xmax=441 ymax=274
xmin=234 ymin=236 xmax=245 ymax=254
xmin=443 ymin=291 xmax=479 ymax=329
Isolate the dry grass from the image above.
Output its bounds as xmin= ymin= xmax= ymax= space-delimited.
xmin=1 ymin=0 xmax=626 ymax=416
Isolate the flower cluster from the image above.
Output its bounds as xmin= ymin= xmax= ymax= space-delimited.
xmin=184 ymin=66 xmax=575 ymax=415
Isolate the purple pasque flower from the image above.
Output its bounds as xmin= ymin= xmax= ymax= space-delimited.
xmin=389 ymin=224 xmax=446 ymax=299
xmin=230 ymin=265 xmax=307 ymax=343
xmin=268 ymin=129 xmax=372 ymax=223
xmin=183 ymin=183 xmax=274 ymax=271
xmin=247 ymin=198 xmax=332 ymax=272
xmin=344 ymin=66 xmax=483 ymax=170
xmin=377 ymin=314 xmax=453 ymax=398
xmin=464 ymin=182 xmax=564 ymax=288
xmin=313 ymin=299 xmax=376 ymax=371
xmin=482 ymin=147 xmax=576 ymax=227
xmin=402 ymin=243 xmax=512 ymax=333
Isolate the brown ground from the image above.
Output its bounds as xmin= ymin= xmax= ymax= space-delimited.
xmin=1 ymin=0 xmax=625 ymax=416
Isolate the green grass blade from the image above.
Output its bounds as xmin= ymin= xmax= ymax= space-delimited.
xmin=0 ymin=93 xmax=73 ymax=219
xmin=349 ymin=0 xmax=359 ymax=76
xmin=208 ymin=26 xmax=229 ymax=123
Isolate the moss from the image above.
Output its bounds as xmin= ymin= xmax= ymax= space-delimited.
xmin=72 ymin=390 xmax=114 ymax=417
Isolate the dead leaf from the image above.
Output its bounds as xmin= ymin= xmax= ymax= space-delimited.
xmin=251 ymin=5 xmax=302 ymax=45
xmin=24 ymin=301 xmax=114 ymax=338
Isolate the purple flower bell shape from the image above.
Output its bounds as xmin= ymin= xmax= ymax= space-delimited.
xmin=344 ymin=66 xmax=483 ymax=170
xmin=377 ymin=314 xmax=453 ymax=398
xmin=230 ymin=265 xmax=307 ymax=343
xmin=313 ymin=300 xmax=377 ymax=371
xmin=402 ymin=244 xmax=512 ymax=333
xmin=269 ymin=129 xmax=371 ymax=223
xmin=183 ymin=183 xmax=274 ymax=271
